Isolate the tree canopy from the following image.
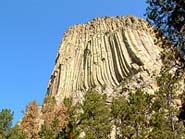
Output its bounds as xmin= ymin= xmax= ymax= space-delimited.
xmin=146 ymin=0 xmax=185 ymax=57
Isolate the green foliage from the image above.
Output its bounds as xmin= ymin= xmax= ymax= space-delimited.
xmin=0 ymin=109 xmax=13 ymax=139
xmin=112 ymin=79 xmax=185 ymax=139
xmin=112 ymin=95 xmax=132 ymax=138
xmin=0 ymin=109 xmax=25 ymax=139
xmin=79 ymin=89 xmax=112 ymax=139
xmin=40 ymin=116 xmax=67 ymax=139
xmin=39 ymin=96 xmax=67 ymax=139
xmin=150 ymin=71 xmax=185 ymax=138
xmin=128 ymin=89 xmax=153 ymax=138
xmin=60 ymin=97 xmax=80 ymax=139
xmin=112 ymin=89 xmax=153 ymax=138
xmin=145 ymin=0 xmax=185 ymax=56
xmin=39 ymin=124 xmax=56 ymax=139
xmin=7 ymin=125 xmax=25 ymax=139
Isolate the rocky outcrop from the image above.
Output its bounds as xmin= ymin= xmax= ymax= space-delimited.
xmin=47 ymin=16 xmax=163 ymax=103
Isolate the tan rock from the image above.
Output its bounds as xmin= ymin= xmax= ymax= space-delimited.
xmin=47 ymin=16 xmax=163 ymax=103
xmin=174 ymin=99 xmax=182 ymax=107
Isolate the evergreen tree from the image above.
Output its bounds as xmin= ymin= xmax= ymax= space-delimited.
xmin=111 ymin=95 xmax=132 ymax=138
xmin=60 ymin=97 xmax=80 ymax=139
xmin=149 ymin=72 xmax=185 ymax=138
xmin=112 ymin=89 xmax=153 ymax=139
xmin=20 ymin=101 xmax=39 ymax=139
xmin=39 ymin=96 xmax=67 ymax=139
xmin=79 ymin=89 xmax=112 ymax=139
xmin=128 ymin=89 xmax=153 ymax=138
xmin=7 ymin=125 xmax=25 ymax=139
xmin=39 ymin=96 xmax=56 ymax=139
xmin=145 ymin=0 xmax=185 ymax=56
xmin=0 ymin=109 xmax=13 ymax=139
xmin=0 ymin=109 xmax=25 ymax=139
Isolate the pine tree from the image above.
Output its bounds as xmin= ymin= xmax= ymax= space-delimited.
xmin=145 ymin=0 xmax=185 ymax=56
xmin=39 ymin=96 xmax=56 ymax=139
xmin=79 ymin=89 xmax=112 ymax=139
xmin=0 ymin=109 xmax=25 ymax=139
xmin=111 ymin=95 xmax=132 ymax=138
xmin=112 ymin=89 xmax=153 ymax=139
xmin=0 ymin=109 xmax=13 ymax=139
xmin=149 ymin=72 xmax=185 ymax=138
xmin=8 ymin=125 xmax=25 ymax=139
xmin=60 ymin=97 xmax=80 ymax=139
xmin=39 ymin=96 xmax=67 ymax=139
xmin=20 ymin=101 xmax=39 ymax=139
xmin=128 ymin=89 xmax=153 ymax=138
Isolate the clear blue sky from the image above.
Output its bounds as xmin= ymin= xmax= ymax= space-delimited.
xmin=0 ymin=0 xmax=147 ymax=125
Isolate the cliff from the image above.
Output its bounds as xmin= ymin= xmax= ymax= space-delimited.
xmin=47 ymin=16 xmax=163 ymax=103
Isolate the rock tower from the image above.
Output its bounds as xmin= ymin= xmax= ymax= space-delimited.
xmin=47 ymin=16 xmax=163 ymax=103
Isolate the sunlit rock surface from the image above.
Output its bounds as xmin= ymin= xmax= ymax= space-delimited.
xmin=47 ymin=16 xmax=163 ymax=102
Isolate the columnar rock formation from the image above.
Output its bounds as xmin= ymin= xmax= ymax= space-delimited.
xmin=47 ymin=16 xmax=163 ymax=102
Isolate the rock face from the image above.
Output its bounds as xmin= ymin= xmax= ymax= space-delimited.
xmin=47 ymin=16 xmax=163 ymax=103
